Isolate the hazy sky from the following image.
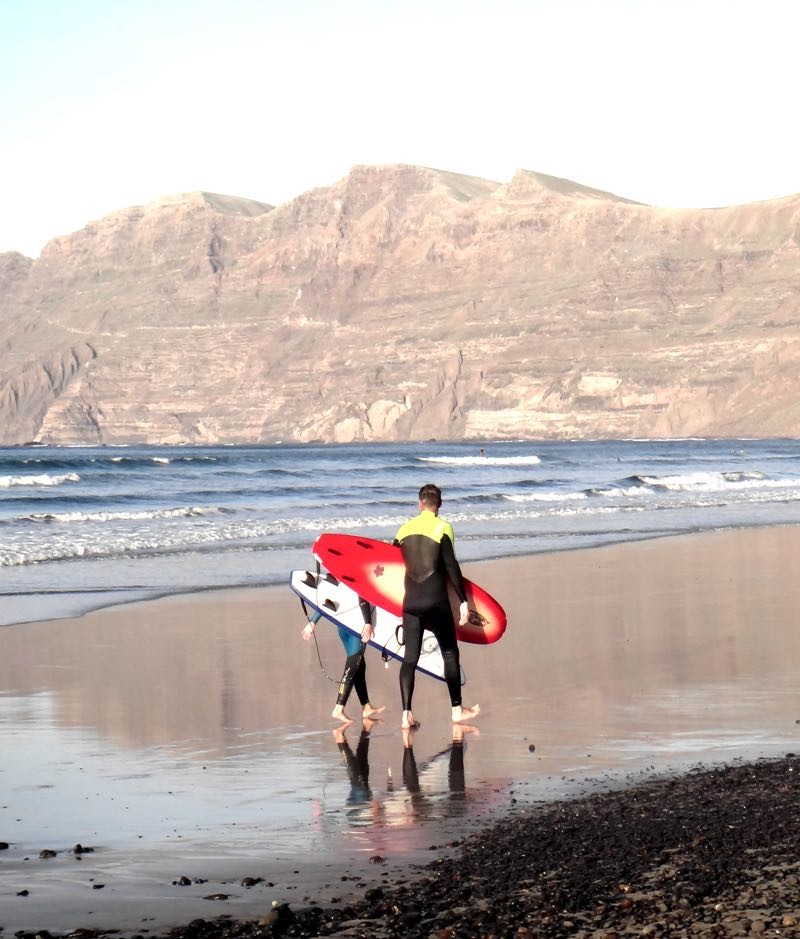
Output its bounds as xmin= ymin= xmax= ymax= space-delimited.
xmin=2 ymin=0 xmax=798 ymax=257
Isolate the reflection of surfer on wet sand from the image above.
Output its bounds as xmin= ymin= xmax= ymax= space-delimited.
xmin=332 ymin=721 xmax=378 ymax=806
xmin=401 ymin=724 xmax=479 ymax=820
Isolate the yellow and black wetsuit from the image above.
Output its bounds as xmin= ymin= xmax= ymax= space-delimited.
xmin=394 ymin=509 xmax=467 ymax=710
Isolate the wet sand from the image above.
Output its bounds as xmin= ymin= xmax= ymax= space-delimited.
xmin=1 ymin=525 xmax=799 ymax=934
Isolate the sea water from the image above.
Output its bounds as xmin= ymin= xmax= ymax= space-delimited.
xmin=2 ymin=437 xmax=800 ymax=625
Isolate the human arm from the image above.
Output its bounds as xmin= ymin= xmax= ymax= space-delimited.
xmin=358 ymin=597 xmax=374 ymax=643
xmin=302 ymin=609 xmax=322 ymax=640
xmin=440 ymin=532 xmax=469 ymax=625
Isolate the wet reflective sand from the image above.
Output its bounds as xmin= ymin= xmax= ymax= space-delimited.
xmin=1 ymin=526 xmax=799 ymax=932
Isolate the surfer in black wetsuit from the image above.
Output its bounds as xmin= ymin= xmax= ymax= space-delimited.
xmin=302 ymin=598 xmax=385 ymax=724
xmin=394 ymin=483 xmax=480 ymax=731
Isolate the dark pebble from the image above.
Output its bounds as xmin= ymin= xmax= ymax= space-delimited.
xmin=92 ymin=884 xmax=105 ymax=890
xmin=529 ymin=743 xmax=536 ymax=751
xmin=16 ymin=889 xmax=29 ymax=896
xmin=203 ymin=894 xmax=229 ymax=901
xmin=174 ymin=876 xmax=192 ymax=886
xmin=0 ymin=841 xmax=9 ymax=850
xmin=369 ymin=854 xmax=385 ymax=864
xmin=240 ymin=876 xmax=262 ymax=887
xmin=39 ymin=849 xmax=57 ymax=859
xmin=74 ymin=844 xmax=94 ymax=854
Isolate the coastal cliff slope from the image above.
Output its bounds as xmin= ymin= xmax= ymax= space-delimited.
xmin=1 ymin=165 xmax=799 ymax=444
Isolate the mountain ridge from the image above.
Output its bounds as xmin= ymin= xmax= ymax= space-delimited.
xmin=1 ymin=164 xmax=799 ymax=445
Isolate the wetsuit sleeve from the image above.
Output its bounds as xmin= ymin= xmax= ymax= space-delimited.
xmin=440 ymin=533 xmax=467 ymax=603
xmin=358 ymin=597 xmax=373 ymax=625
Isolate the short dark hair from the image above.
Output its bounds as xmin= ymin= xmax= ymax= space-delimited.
xmin=418 ymin=483 xmax=442 ymax=508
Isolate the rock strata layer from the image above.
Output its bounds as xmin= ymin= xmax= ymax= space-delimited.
xmin=2 ymin=167 xmax=800 ymax=444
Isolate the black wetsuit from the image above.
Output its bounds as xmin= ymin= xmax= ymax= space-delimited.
xmin=393 ymin=509 xmax=467 ymax=710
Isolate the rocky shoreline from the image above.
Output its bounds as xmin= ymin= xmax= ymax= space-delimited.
xmin=142 ymin=754 xmax=800 ymax=939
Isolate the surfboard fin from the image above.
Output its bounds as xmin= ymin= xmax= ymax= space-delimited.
xmin=324 ymin=572 xmax=340 ymax=586
xmin=323 ymin=599 xmax=340 ymax=612
xmin=302 ymin=571 xmax=319 ymax=588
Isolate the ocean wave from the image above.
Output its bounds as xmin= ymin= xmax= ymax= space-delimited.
xmin=630 ymin=470 xmax=794 ymax=493
xmin=0 ymin=511 xmax=408 ymax=568
xmin=110 ymin=455 xmax=191 ymax=465
xmin=589 ymin=485 xmax=647 ymax=498
xmin=418 ymin=455 xmax=541 ymax=466
xmin=0 ymin=472 xmax=80 ymax=489
xmin=26 ymin=506 xmax=214 ymax=524
xmin=504 ymin=491 xmax=588 ymax=503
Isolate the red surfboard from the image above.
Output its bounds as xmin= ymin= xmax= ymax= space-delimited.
xmin=312 ymin=533 xmax=506 ymax=645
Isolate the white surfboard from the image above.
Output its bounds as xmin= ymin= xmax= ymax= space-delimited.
xmin=290 ymin=568 xmax=464 ymax=684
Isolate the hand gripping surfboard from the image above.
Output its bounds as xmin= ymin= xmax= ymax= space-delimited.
xmin=312 ymin=533 xmax=506 ymax=645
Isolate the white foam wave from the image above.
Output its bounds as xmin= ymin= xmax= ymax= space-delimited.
xmin=597 ymin=486 xmax=651 ymax=498
xmin=0 ymin=512 xmax=409 ymax=568
xmin=0 ymin=472 xmax=80 ymax=488
xmin=504 ymin=491 xmax=587 ymax=503
xmin=639 ymin=471 xmax=791 ymax=493
xmin=28 ymin=507 xmax=212 ymax=524
xmin=418 ymin=455 xmax=541 ymax=466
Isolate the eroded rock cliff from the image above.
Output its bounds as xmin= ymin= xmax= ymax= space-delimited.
xmin=1 ymin=166 xmax=799 ymax=444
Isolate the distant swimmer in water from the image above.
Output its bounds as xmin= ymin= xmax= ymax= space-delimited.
xmin=393 ymin=483 xmax=480 ymax=730
xmin=479 ymin=448 xmax=486 ymax=458
xmin=302 ymin=599 xmax=385 ymax=724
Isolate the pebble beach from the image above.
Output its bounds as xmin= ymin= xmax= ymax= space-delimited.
xmin=158 ymin=754 xmax=800 ymax=938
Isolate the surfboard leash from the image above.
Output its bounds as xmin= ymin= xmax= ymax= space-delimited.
xmin=309 ymin=559 xmax=340 ymax=684
xmin=299 ymin=592 xmax=339 ymax=685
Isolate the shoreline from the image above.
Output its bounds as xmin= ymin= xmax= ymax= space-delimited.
xmin=2 ymin=523 xmax=800 ymax=935
xmin=3 ymin=517 xmax=799 ymax=631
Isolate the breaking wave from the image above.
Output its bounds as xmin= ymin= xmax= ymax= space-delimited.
xmin=0 ymin=472 xmax=81 ymax=489
xmin=26 ymin=506 xmax=213 ymax=524
xmin=615 ymin=471 xmax=794 ymax=494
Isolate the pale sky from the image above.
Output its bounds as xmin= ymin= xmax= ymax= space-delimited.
xmin=2 ymin=0 xmax=798 ymax=257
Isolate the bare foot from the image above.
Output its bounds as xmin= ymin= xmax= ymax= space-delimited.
xmin=331 ymin=705 xmax=353 ymax=724
xmin=452 ymin=724 xmax=480 ymax=744
xmin=332 ymin=726 xmax=349 ymax=745
xmin=452 ymin=704 xmax=480 ymax=723
xmin=362 ymin=704 xmax=385 ymax=719
xmin=401 ymin=709 xmax=420 ymax=730
xmin=402 ymin=726 xmax=418 ymax=749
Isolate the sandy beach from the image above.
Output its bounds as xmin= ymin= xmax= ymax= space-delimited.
xmin=1 ymin=525 xmax=799 ymax=935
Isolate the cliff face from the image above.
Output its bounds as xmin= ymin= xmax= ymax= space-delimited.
xmin=2 ymin=166 xmax=800 ymax=444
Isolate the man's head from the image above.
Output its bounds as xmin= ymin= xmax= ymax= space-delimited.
xmin=418 ymin=483 xmax=442 ymax=511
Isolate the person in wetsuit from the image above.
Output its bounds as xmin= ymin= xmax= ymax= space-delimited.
xmin=393 ymin=483 xmax=480 ymax=730
xmin=302 ymin=596 xmax=385 ymax=724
